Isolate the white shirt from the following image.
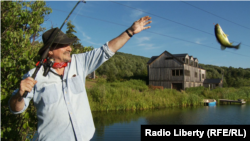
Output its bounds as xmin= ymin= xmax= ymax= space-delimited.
xmin=9 ymin=42 xmax=115 ymax=141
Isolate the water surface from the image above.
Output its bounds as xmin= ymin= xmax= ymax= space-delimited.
xmin=91 ymin=103 xmax=250 ymax=141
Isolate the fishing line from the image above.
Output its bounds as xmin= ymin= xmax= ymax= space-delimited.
xmin=52 ymin=8 xmax=250 ymax=58
xmin=72 ymin=1 xmax=84 ymax=22
xmin=180 ymin=1 xmax=250 ymax=30
xmin=109 ymin=1 xmax=250 ymax=48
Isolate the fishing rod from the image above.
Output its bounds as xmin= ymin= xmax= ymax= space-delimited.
xmin=22 ymin=0 xmax=86 ymax=98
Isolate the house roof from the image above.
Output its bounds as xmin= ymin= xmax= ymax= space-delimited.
xmin=147 ymin=51 xmax=201 ymax=66
xmin=204 ymin=79 xmax=222 ymax=84
xmin=147 ymin=51 xmax=184 ymax=65
xmin=147 ymin=56 xmax=158 ymax=64
xmin=172 ymin=54 xmax=188 ymax=57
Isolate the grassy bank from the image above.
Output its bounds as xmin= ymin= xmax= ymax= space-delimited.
xmin=86 ymin=79 xmax=250 ymax=112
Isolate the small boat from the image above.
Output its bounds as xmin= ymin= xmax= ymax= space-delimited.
xmin=203 ymin=99 xmax=216 ymax=106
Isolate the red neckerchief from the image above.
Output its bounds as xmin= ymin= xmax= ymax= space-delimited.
xmin=36 ymin=59 xmax=70 ymax=69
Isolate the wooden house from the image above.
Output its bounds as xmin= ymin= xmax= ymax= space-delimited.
xmin=147 ymin=51 xmax=206 ymax=90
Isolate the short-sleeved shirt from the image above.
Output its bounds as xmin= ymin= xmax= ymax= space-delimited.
xmin=8 ymin=42 xmax=115 ymax=141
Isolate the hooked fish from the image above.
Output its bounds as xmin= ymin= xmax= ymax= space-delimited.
xmin=214 ymin=24 xmax=240 ymax=50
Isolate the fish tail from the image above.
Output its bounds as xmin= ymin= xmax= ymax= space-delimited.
xmin=235 ymin=43 xmax=241 ymax=49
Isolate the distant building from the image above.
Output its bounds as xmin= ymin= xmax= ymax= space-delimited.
xmin=203 ymin=79 xmax=223 ymax=89
xmin=147 ymin=51 xmax=222 ymax=90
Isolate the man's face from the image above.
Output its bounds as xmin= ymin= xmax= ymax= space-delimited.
xmin=49 ymin=44 xmax=72 ymax=63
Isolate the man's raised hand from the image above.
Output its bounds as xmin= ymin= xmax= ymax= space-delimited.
xmin=127 ymin=16 xmax=152 ymax=35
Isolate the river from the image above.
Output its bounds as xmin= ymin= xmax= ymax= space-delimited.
xmin=90 ymin=103 xmax=250 ymax=141
xmin=30 ymin=103 xmax=249 ymax=140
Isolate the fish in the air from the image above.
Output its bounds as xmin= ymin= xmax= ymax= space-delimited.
xmin=214 ymin=23 xmax=240 ymax=50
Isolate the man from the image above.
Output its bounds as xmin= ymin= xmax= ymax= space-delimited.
xmin=9 ymin=16 xmax=152 ymax=141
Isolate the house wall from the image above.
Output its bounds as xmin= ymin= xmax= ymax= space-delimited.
xmin=148 ymin=52 xmax=184 ymax=89
xmin=184 ymin=64 xmax=200 ymax=82
xmin=183 ymin=65 xmax=206 ymax=89
xmin=148 ymin=52 xmax=207 ymax=90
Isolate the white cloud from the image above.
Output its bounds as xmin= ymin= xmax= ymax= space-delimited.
xmin=130 ymin=10 xmax=144 ymax=19
xmin=133 ymin=36 xmax=160 ymax=50
xmin=82 ymin=32 xmax=91 ymax=40
xmin=137 ymin=43 xmax=161 ymax=50
xmin=73 ymin=22 xmax=102 ymax=47
xmin=194 ymin=38 xmax=207 ymax=44
xmin=136 ymin=36 xmax=150 ymax=43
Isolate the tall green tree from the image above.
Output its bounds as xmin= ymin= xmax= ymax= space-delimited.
xmin=65 ymin=20 xmax=94 ymax=54
xmin=66 ymin=20 xmax=83 ymax=50
xmin=1 ymin=1 xmax=52 ymax=140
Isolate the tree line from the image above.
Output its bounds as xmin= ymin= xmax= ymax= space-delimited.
xmin=199 ymin=64 xmax=250 ymax=87
xmin=95 ymin=52 xmax=250 ymax=88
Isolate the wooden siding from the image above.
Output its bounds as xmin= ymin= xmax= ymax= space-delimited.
xmin=200 ymin=69 xmax=206 ymax=81
xmin=150 ymin=52 xmax=183 ymax=68
xmin=149 ymin=68 xmax=184 ymax=81
xmin=148 ymin=51 xmax=207 ymax=90
xmin=184 ymin=65 xmax=205 ymax=83
xmin=184 ymin=82 xmax=203 ymax=89
xmin=148 ymin=52 xmax=185 ymax=89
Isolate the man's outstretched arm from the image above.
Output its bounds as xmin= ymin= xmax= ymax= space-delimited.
xmin=108 ymin=16 xmax=152 ymax=53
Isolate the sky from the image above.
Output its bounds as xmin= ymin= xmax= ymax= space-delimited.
xmin=40 ymin=1 xmax=250 ymax=69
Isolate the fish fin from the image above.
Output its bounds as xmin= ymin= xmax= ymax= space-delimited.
xmin=221 ymin=46 xmax=226 ymax=50
xmin=223 ymin=33 xmax=228 ymax=38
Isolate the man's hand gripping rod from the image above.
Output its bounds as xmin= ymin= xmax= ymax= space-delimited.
xmin=22 ymin=0 xmax=86 ymax=98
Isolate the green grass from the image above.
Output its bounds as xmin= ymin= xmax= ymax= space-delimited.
xmin=85 ymin=79 xmax=250 ymax=111
xmin=87 ymin=80 xmax=208 ymax=111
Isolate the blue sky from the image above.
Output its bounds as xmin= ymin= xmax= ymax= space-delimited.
xmin=41 ymin=1 xmax=250 ymax=69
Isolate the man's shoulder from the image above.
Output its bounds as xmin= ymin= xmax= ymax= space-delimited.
xmin=22 ymin=67 xmax=43 ymax=79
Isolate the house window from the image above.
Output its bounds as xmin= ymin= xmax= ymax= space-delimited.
xmin=185 ymin=59 xmax=189 ymax=64
xmin=180 ymin=70 xmax=183 ymax=76
xmin=194 ymin=62 xmax=198 ymax=67
xmin=172 ymin=70 xmax=175 ymax=76
xmin=172 ymin=69 xmax=183 ymax=76
xmin=185 ymin=70 xmax=190 ymax=76
xmin=176 ymin=70 xmax=179 ymax=76
xmin=190 ymin=60 xmax=193 ymax=66
xmin=195 ymin=72 xmax=197 ymax=77
xmin=202 ymin=74 xmax=204 ymax=79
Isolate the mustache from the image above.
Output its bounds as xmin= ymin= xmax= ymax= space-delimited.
xmin=63 ymin=51 xmax=71 ymax=55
